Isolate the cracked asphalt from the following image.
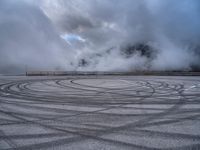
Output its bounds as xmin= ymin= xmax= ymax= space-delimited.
xmin=0 ymin=75 xmax=200 ymax=150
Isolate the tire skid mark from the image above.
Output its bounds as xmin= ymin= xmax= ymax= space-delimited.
xmin=0 ymin=77 xmax=200 ymax=149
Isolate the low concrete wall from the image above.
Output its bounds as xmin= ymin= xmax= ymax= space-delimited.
xmin=26 ymin=71 xmax=123 ymax=76
xmin=26 ymin=71 xmax=200 ymax=76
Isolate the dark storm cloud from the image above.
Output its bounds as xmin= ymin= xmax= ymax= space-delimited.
xmin=57 ymin=14 xmax=94 ymax=33
xmin=42 ymin=0 xmax=200 ymax=71
xmin=0 ymin=0 xmax=200 ymax=73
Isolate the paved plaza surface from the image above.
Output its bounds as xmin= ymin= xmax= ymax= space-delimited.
xmin=0 ymin=75 xmax=200 ymax=150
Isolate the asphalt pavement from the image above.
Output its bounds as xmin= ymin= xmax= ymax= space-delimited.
xmin=0 ymin=75 xmax=200 ymax=150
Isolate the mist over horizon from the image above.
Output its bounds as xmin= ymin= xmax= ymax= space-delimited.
xmin=0 ymin=0 xmax=200 ymax=74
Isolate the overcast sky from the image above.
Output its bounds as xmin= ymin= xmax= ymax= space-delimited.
xmin=0 ymin=0 xmax=200 ymax=73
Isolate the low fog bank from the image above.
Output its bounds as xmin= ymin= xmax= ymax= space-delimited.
xmin=0 ymin=0 xmax=200 ymax=74
xmin=0 ymin=0 xmax=75 ymax=74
